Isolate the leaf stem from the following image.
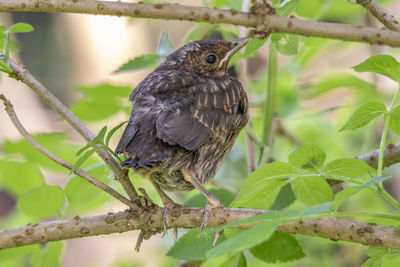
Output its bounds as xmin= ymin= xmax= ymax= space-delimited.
xmin=258 ymin=40 xmax=277 ymax=166
xmin=377 ymin=86 xmax=400 ymax=208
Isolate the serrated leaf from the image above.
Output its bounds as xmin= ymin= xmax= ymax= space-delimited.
xmin=288 ymin=144 xmax=326 ymax=171
xmin=167 ymin=228 xmax=222 ymax=260
xmin=291 ymin=176 xmax=333 ymax=206
xmin=9 ymin=23 xmax=34 ymax=33
xmin=76 ymin=126 xmax=107 ymax=156
xmin=353 ymin=55 xmax=400 ymax=83
xmin=324 ymin=158 xmax=373 ymax=178
xmin=277 ymin=0 xmax=300 ymax=16
xmin=114 ymin=54 xmax=161 ymax=73
xmin=157 ymin=31 xmax=174 ymax=56
xmin=18 ymin=184 xmax=64 ymax=219
xmin=357 ymin=175 xmax=392 ymax=188
xmin=71 ymin=146 xmax=105 ymax=173
xmin=106 ymin=121 xmax=128 ymax=147
xmin=245 ymin=38 xmax=268 ymax=56
xmin=231 ymin=162 xmax=297 ymax=209
xmin=389 ymin=106 xmax=400 ymax=136
xmin=250 ymin=232 xmax=305 ymax=263
xmin=206 ymin=220 xmax=279 ymax=259
xmin=332 ymin=187 xmax=362 ymax=211
xmin=340 ymin=101 xmax=386 ymax=131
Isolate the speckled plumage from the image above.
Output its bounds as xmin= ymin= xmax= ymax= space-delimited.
xmin=116 ymin=38 xmax=249 ymax=193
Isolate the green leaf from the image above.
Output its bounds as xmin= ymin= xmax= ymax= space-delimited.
xmin=231 ymin=162 xmax=297 ymax=209
xmin=9 ymin=23 xmax=34 ymax=33
xmin=277 ymin=0 xmax=300 ymax=16
xmin=64 ymin=164 xmax=112 ymax=213
xmin=114 ymin=54 xmax=162 ymax=73
xmin=0 ymin=160 xmax=44 ymax=195
xmin=220 ymin=252 xmax=247 ymax=267
xmin=29 ymin=241 xmax=64 ymax=267
xmin=244 ymin=38 xmax=268 ymax=56
xmin=324 ymin=158 xmax=373 ymax=178
xmin=291 ymin=176 xmax=333 ymax=206
xmin=0 ymin=59 xmax=12 ymax=73
xmin=353 ymin=55 xmax=400 ymax=83
xmin=271 ymin=33 xmax=299 ymax=56
xmin=288 ymin=144 xmax=326 ymax=171
xmin=389 ymin=106 xmax=400 ymax=136
xmin=357 ymin=175 xmax=392 ymax=188
xmin=184 ymin=188 xmax=236 ymax=207
xmin=250 ymin=232 xmax=305 ymax=263
xmin=0 ymin=245 xmax=40 ymax=263
xmin=77 ymin=126 xmax=107 ymax=156
xmin=71 ymin=146 xmax=105 ymax=173
xmin=210 ymin=210 xmax=299 ymax=234
xmin=157 ymin=31 xmax=174 ymax=56
xmin=300 ymin=202 xmax=332 ymax=216
xmin=167 ymin=228 xmax=223 ymax=260
xmin=332 ymin=187 xmax=362 ymax=211
xmin=270 ymin=183 xmax=296 ymax=210
xmin=206 ymin=220 xmax=279 ymax=259
xmin=340 ymin=101 xmax=386 ymax=131
xmin=363 ymin=247 xmax=390 ymax=267
xmin=106 ymin=121 xmax=128 ymax=147
xmin=18 ymin=184 xmax=64 ymax=219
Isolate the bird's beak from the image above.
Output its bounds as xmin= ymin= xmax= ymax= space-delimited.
xmin=218 ymin=37 xmax=250 ymax=68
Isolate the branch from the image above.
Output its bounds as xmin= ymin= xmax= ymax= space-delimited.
xmin=7 ymin=58 xmax=139 ymax=201
xmin=357 ymin=142 xmax=400 ymax=168
xmin=0 ymin=94 xmax=137 ymax=210
xmin=1 ymin=207 xmax=399 ymax=250
xmin=357 ymin=0 xmax=400 ymax=32
xmin=1 ymin=0 xmax=400 ymax=47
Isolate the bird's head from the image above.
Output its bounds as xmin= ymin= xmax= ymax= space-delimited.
xmin=161 ymin=37 xmax=250 ymax=77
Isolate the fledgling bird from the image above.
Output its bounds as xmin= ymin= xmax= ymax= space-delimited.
xmin=116 ymin=37 xmax=249 ymax=230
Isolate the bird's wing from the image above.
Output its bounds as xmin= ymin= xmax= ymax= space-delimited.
xmin=155 ymin=74 xmax=247 ymax=151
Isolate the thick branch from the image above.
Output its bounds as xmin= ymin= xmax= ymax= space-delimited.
xmin=7 ymin=58 xmax=138 ymax=201
xmin=0 ymin=94 xmax=137 ymax=210
xmin=0 ymin=207 xmax=399 ymax=250
xmin=358 ymin=142 xmax=400 ymax=168
xmin=1 ymin=0 xmax=400 ymax=47
xmin=357 ymin=0 xmax=400 ymax=32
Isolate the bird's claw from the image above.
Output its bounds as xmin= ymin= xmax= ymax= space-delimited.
xmin=200 ymin=200 xmax=224 ymax=232
xmin=162 ymin=203 xmax=181 ymax=238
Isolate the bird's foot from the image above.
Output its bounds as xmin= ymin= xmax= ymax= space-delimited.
xmin=201 ymin=200 xmax=224 ymax=246
xmin=200 ymin=199 xmax=224 ymax=232
xmin=163 ymin=201 xmax=182 ymax=236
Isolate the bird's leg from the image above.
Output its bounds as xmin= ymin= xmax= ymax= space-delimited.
xmin=148 ymin=179 xmax=181 ymax=237
xmin=181 ymin=169 xmax=224 ymax=231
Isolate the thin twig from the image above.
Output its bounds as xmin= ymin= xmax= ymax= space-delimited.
xmin=0 ymin=94 xmax=137 ymax=209
xmin=240 ymin=0 xmax=256 ymax=174
xmin=7 ymin=58 xmax=138 ymax=201
xmin=1 ymin=207 xmax=399 ymax=250
xmin=357 ymin=0 xmax=400 ymax=32
xmin=0 ymin=0 xmax=400 ymax=46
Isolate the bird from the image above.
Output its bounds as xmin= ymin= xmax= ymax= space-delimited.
xmin=116 ymin=37 xmax=249 ymax=231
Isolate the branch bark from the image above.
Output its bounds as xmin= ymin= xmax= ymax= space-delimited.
xmin=1 ymin=0 xmax=400 ymax=47
xmin=357 ymin=142 xmax=400 ymax=168
xmin=0 ymin=94 xmax=137 ymax=210
xmin=7 ymin=58 xmax=139 ymax=201
xmin=1 ymin=207 xmax=399 ymax=250
xmin=357 ymin=0 xmax=400 ymax=32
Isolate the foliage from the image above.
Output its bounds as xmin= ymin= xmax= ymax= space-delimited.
xmin=1 ymin=0 xmax=400 ymax=266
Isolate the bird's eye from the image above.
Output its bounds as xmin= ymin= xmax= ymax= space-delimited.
xmin=205 ymin=54 xmax=217 ymax=64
